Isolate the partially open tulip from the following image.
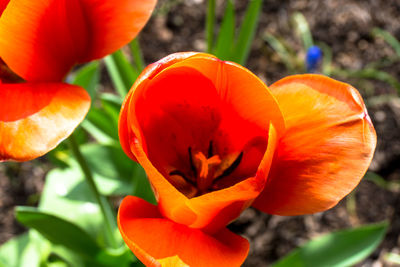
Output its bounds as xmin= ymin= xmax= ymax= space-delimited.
xmin=0 ymin=0 xmax=156 ymax=161
xmin=118 ymin=52 xmax=376 ymax=266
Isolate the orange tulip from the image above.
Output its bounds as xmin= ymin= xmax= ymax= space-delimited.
xmin=118 ymin=52 xmax=376 ymax=266
xmin=0 ymin=0 xmax=156 ymax=161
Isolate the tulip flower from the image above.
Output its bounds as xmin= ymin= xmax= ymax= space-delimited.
xmin=118 ymin=52 xmax=376 ymax=266
xmin=0 ymin=0 xmax=156 ymax=161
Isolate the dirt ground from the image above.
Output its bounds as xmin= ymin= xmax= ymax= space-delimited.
xmin=1 ymin=0 xmax=400 ymax=266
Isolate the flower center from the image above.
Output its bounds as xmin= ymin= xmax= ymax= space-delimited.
xmin=194 ymin=151 xmax=221 ymax=193
xmin=168 ymin=141 xmax=243 ymax=197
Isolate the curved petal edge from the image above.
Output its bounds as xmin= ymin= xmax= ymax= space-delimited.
xmin=0 ymin=82 xmax=90 ymax=161
xmin=118 ymin=196 xmax=249 ymax=267
xmin=253 ymin=74 xmax=377 ymax=215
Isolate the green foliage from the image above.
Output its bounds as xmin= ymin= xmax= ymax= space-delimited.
xmin=372 ymin=28 xmax=400 ymax=57
xmin=208 ymin=0 xmax=263 ymax=65
xmin=215 ymin=0 xmax=235 ymax=60
xmin=206 ymin=0 xmax=216 ymax=53
xmin=15 ymin=207 xmax=101 ymax=257
xmin=263 ymin=33 xmax=301 ymax=73
xmin=0 ymin=232 xmax=43 ymax=267
xmin=104 ymin=40 xmax=143 ymax=97
xmin=272 ymin=222 xmax=388 ymax=267
xmin=364 ymin=171 xmax=400 ymax=192
xmin=72 ymin=61 xmax=101 ymax=99
xmin=232 ymin=0 xmax=263 ymax=64
xmin=292 ymin=12 xmax=313 ymax=50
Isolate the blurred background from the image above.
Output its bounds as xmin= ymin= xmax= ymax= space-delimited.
xmin=1 ymin=0 xmax=399 ymax=266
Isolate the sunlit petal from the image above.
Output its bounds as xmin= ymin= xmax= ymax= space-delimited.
xmin=0 ymin=82 xmax=90 ymax=161
xmin=253 ymin=74 xmax=376 ymax=215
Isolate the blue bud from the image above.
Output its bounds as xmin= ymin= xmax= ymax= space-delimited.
xmin=306 ymin=45 xmax=322 ymax=73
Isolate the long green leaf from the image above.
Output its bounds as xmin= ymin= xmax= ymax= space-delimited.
xmin=372 ymin=27 xmax=400 ymax=57
xmin=15 ymin=207 xmax=101 ymax=257
xmin=215 ymin=0 xmax=235 ymax=60
xmin=333 ymin=68 xmax=400 ymax=94
xmin=292 ymin=12 xmax=313 ymax=50
xmin=232 ymin=0 xmax=263 ymax=65
xmin=263 ymin=33 xmax=296 ymax=72
xmin=104 ymin=50 xmax=139 ymax=97
xmin=272 ymin=222 xmax=388 ymax=267
xmin=206 ymin=0 xmax=216 ymax=53
xmin=130 ymin=39 xmax=145 ymax=71
xmin=317 ymin=41 xmax=333 ymax=76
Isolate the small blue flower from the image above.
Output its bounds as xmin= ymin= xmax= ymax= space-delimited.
xmin=306 ymin=45 xmax=322 ymax=73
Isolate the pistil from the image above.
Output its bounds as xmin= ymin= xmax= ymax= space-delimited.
xmin=194 ymin=151 xmax=221 ymax=192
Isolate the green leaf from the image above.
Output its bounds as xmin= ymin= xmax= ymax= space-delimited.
xmin=372 ymin=27 xmax=400 ymax=57
xmin=84 ymin=91 xmax=123 ymax=143
xmin=48 ymin=245 xmax=87 ymax=267
xmin=130 ymin=39 xmax=145 ymax=71
xmin=15 ymin=207 xmax=101 ymax=257
xmin=95 ymin=246 xmax=135 ymax=267
xmin=333 ymin=68 xmax=400 ymax=95
xmin=86 ymin=107 xmax=119 ymax=141
xmin=100 ymin=92 xmax=123 ymax=106
xmin=272 ymin=222 xmax=388 ymax=267
xmin=0 ymin=233 xmax=42 ymax=267
xmin=80 ymin=144 xmax=138 ymax=196
xmin=39 ymin=164 xmax=105 ymax=240
xmin=232 ymin=0 xmax=263 ymax=65
xmin=81 ymin=120 xmax=116 ymax=145
xmin=130 ymin=163 xmax=156 ymax=205
xmin=104 ymin=50 xmax=139 ymax=97
xmin=317 ymin=41 xmax=333 ymax=76
xmin=215 ymin=0 xmax=235 ymax=60
xmin=72 ymin=61 xmax=100 ymax=99
xmin=206 ymin=0 xmax=216 ymax=53
xmin=263 ymin=33 xmax=297 ymax=72
xmin=292 ymin=12 xmax=314 ymax=50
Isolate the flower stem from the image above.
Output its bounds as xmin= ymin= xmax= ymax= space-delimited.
xmin=68 ymin=134 xmax=118 ymax=248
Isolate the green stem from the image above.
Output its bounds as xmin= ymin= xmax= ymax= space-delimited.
xmin=68 ymin=134 xmax=118 ymax=248
xmin=206 ymin=0 xmax=216 ymax=53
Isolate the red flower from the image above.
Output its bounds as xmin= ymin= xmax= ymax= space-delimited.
xmin=118 ymin=52 xmax=376 ymax=266
xmin=0 ymin=0 xmax=156 ymax=161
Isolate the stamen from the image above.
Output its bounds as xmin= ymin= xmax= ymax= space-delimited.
xmin=188 ymin=147 xmax=197 ymax=177
xmin=208 ymin=140 xmax=214 ymax=157
xmin=213 ymin=151 xmax=243 ymax=183
xmin=169 ymin=170 xmax=196 ymax=186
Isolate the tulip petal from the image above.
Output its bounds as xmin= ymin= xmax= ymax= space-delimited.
xmin=122 ymin=53 xmax=285 ymax=230
xmin=130 ymin=122 xmax=278 ymax=232
xmin=0 ymin=0 xmax=155 ymax=81
xmin=157 ymin=256 xmax=189 ymax=267
xmin=119 ymin=88 xmax=138 ymax=162
xmin=0 ymin=0 xmax=9 ymax=16
xmin=253 ymin=74 xmax=376 ymax=215
xmin=0 ymin=82 xmax=90 ymax=161
xmin=118 ymin=53 xmax=198 ymax=162
xmin=78 ymin=0 xmax=156 ymax=62
xmin=118 ymin=196 xmax=249 ymax=267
